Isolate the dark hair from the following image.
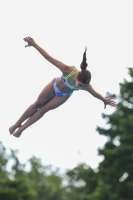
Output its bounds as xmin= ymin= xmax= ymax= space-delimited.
xmin=77 ymin=47 xmax=91 ymax=84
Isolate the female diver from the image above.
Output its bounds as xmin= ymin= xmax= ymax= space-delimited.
xmin=9 ymin=36 xmax=116 ymax=138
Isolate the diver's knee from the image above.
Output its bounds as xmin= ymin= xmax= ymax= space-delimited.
xmin=33 ymin=101 xmax=43 ymax=110
xmin=39 ymin=106 xmax=50 ymax=115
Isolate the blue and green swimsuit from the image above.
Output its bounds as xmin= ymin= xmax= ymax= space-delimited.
xmin=54 ymin=68 xmax=79 ymax=96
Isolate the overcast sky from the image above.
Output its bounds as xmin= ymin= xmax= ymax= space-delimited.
xmin=1 ymin=0 xmax=133 ymax=172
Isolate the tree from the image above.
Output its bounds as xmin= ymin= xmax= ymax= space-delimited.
xmin=0 ymin=142 xmax=65 ymax=200
xmin=26 ymin=156 xmax=64 ymax=200
xmin=0 ymin=142 xmax=9 ymax=179
xmin=0 ymin=142 xmax=36 ymax=200
xmin=66 ymin=163 xmax=98 ymax=200
xmin=0 ymin=177 xmax=36 ymax=200
xmin=93 ymin=68 xmax=133 ymax=200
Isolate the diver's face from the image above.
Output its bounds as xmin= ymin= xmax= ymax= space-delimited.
xmin=75 ymin=79 xmax=88 ymax=89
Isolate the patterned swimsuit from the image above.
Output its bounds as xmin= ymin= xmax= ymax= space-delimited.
xmin=54 ymin=68 xmax=79 ymax=96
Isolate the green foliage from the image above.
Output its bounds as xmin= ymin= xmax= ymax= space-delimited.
xmin=0 ymin=142 xmax=9 ymax=179
xmin=0 ymin=142 xmax=36 ymax=200
xmin=94 ymin=68 xmax=133 ymax=200
xmin=66 ymin=163 xmax=98 ymax=200
xmin=0 ymin=177 xmax=36 ymax=200
xmin=26 ymin=157 xmax=64 ymax=200
xmin=0 ymin=142 xmax=65 ymax=200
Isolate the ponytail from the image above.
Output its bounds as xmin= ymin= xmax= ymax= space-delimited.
xmin=78 ymin=47 xmax=91 ymax=84
xmin=80 ymin=47 xmax=88 ymax=70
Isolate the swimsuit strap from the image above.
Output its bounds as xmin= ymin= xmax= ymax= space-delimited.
xmin=65 ymin=68 xmax=78 ymax=79
xmin=62 ymin=68 xmax=79 ymax=90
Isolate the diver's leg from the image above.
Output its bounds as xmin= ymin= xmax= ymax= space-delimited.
xmin=13 ymin=95 xmax=70 ymax=138
xmin=9 ymin=79 xmax=55 ymax=134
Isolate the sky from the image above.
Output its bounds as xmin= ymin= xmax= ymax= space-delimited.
xmin=1 ymin=0 xmax=133 ymax=172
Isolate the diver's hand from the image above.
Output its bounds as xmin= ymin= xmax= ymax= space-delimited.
xmin=23 ymin=36 xmax=36 ymax=48
xmin=103 ymin=97 xmax=116 ymax=109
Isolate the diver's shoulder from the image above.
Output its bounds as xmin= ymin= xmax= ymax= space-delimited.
xmin=65 ymin=65 xmax=77 ymax=72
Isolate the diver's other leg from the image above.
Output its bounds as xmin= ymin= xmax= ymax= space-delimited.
xmin=13 ymin=95 xmax=70 ymax=138
xmin=9 ymin=79 xmax=55 ymax=134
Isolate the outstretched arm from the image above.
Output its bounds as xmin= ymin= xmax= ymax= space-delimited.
xmin=23 ymin=36 xmax=69 ymax=73
xmin=86 ymin=84 xmax=116 ymax=109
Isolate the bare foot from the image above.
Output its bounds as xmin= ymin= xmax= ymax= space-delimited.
xmin=13 ymin=127 xmax=23 ymax=138
xmin=9 ymin=124 xmax=18 ymax=135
